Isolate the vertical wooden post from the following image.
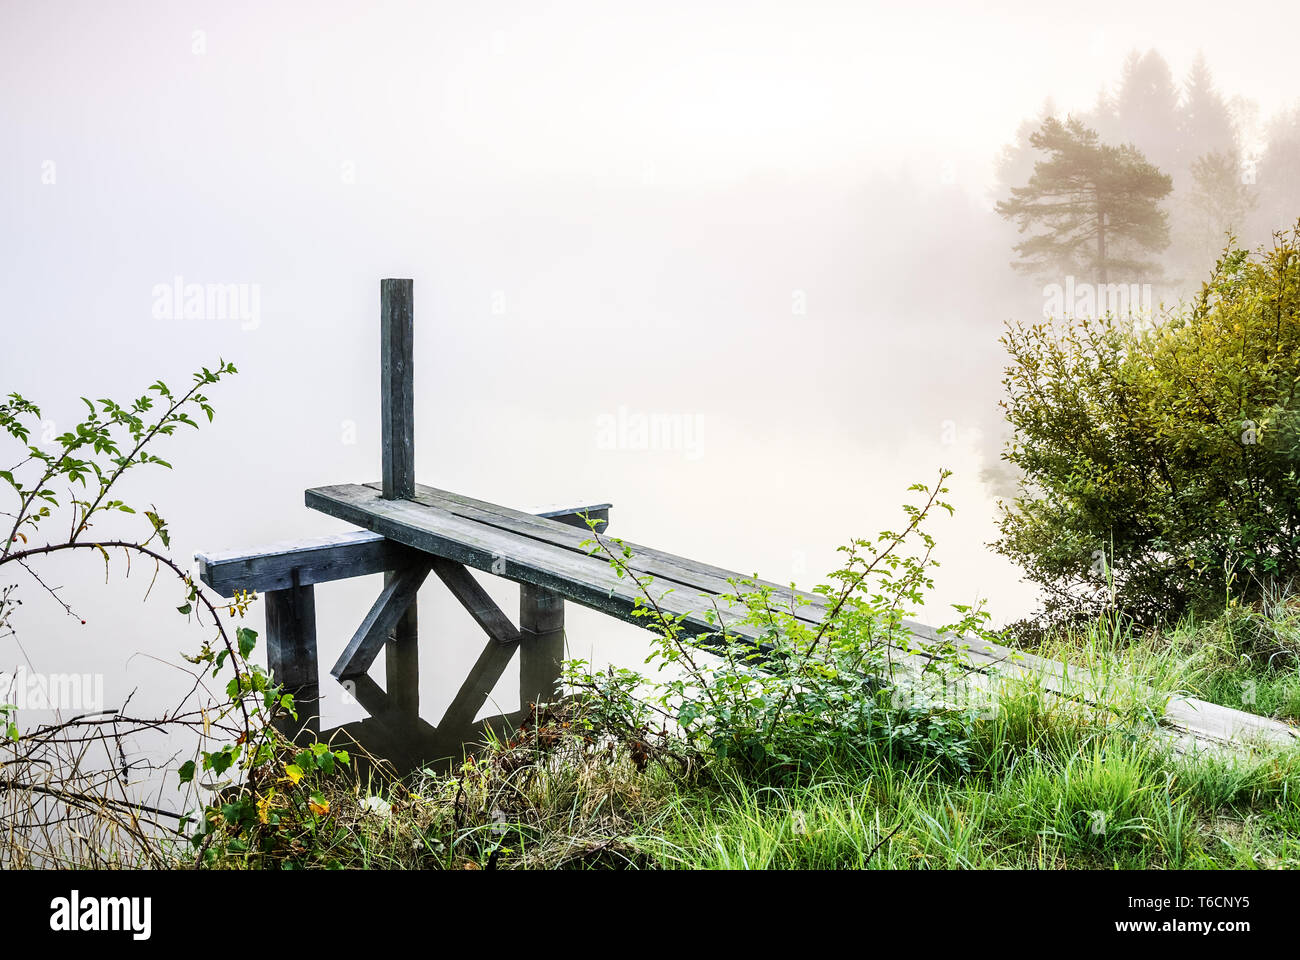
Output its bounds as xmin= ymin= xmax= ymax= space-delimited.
xmin=380 ymin=278 xmax=420 ymax=718
xmin=264 ymin=581 xmax=321 ymax=739
xmin=519 ymin=583 xmax=565 ymax=709
xmin=384 ymin=592 xmax=420 ymax=720
xmin=381 ymin=278 xmax=415 ymax=501
xmin=516 ymin=511 xmax=605 ymax=709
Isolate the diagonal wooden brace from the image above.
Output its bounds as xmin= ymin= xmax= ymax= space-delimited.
xmin=426 ymin=558 xmax=528 ymax=729
xmin=332 ymin=560 xmax=432 ymax=679
xmin=431 ymin=557 xmax=521 ymax=644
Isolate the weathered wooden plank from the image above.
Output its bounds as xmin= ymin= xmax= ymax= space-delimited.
xmin=385 ymin=483 xmax=809 ymax=618
xmin=306 ymin=482 xmax=1299 ymax=752
xmin=195 ymin=505 xmax=612 ymax=598
xmin=306 ymin=487 xmax=1126 ymax=688
xmin=404 ymin=485 xmax=1134 ymax=698
xmin=533 ymin=502 xmax=610 ymax=534
xmin=307 ymin=485 xmax=995 ymax=676
xmin=307 ymin=482 xmax=746 ymax=644
xmin=1164 ymin=695 xmax=1297 ymax=749
xmin=403 ymin=484 xmax=787 ymax=596
xmin=381 ymin=278 xmax=415 ymax=501
xmin=196 ymin=531 xmax=416 ymax=598
xmin=431 ymin=557 xmax=521 ymax=645
xmin=409 ymin=493 xmax=777 ymax=637
xmin=332 ymin=561 xmax=432 ymax=679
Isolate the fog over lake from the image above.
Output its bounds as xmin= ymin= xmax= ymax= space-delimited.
xmin=3 ymin=0 xmax=1298 ymax=743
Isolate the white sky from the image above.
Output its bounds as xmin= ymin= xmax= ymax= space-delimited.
xmin=4 ymin=1 xmax=1297 ymax=193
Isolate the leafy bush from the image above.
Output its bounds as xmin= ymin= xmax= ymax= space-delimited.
xmin=0 ymin=361 xmax=312 ymax=865
xmin=183 ymin=727 xmax=357 ymax=867
xmin=996 ymin=225 xmax=1300 ymax=629
xmin=569 ymin=472 xmax=997 ymax=780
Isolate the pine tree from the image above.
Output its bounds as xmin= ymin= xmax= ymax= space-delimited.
xmin=1167 ymin=57 xmax=1250 ymax=278
xmin=996 ymin=117 xmax=1173 ymax=283
xmin=1113 ymin=50 xmax=1182 ymax=176
xmin=1179 ymin=53 xmax=1238 ymax=163
xmin=993 ymin=98 xmax=1057 ymax=202
xmin=1185 ymin=152 xmax=1256 ymax=261
xmin=1254 ymin=103 xmax=1300 ymax=238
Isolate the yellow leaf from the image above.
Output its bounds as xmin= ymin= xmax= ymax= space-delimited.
xmin=308 ymin=799 xmax=329 ymax=817
xmin=282 ymin=763 xmax=303 ymax=785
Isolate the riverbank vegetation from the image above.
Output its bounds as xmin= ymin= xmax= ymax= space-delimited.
xmin=170 ymin=581 xmax=1299 ymax=870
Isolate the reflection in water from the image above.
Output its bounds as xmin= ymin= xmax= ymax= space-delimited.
xmin=279 ymin=621 xmax=564 ymax=777
xmin=327 ymin=710 xmax=528 ymax=780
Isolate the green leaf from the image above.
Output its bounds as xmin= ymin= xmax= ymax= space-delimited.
xmin=210 ymin=749 xmax=234 ymax=776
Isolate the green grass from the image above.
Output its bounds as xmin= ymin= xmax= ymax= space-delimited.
xmin=293 ymin=694 xmax=1298 ymax=871
xmin=1025 ymin=601 xmax=1300 ymax=724
xmin=634 ymin=725 xmax=1299 ymax=870
xmin=192 ymin=604 xmax=1300 ymax=870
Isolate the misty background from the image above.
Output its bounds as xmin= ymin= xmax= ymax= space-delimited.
xmin=3 ymin=0 xmax=1300 ymax=738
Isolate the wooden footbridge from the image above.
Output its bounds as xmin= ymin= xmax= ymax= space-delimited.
xmin=196 ymin=280 xmax=1297 ymax=766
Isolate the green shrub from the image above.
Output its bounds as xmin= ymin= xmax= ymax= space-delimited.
xmin=569 ymin=472 xmax=998 ymax=780
xmin=996 ymin=225 xmax=1300 ymax=628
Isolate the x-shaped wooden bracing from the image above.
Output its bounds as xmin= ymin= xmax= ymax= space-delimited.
xmin=195 ymin=503 xmax=609 ymax=733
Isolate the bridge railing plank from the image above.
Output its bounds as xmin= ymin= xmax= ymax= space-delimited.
xmin=196 ymin=531 xmax=412 ymax=598
xmin=194 ymin=501 xmax=613 ymax=598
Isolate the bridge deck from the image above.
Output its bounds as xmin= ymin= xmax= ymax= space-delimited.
xmin=304 ymin=481 xmax=1298 ymax=753
xmin=307 ymin=480 xmax=793 ymax=648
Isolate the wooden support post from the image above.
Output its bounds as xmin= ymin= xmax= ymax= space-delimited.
xmin=515 ymin=507 xmax=606 ymax=707
xmin=519 ymin=583 xmax=565 ymax=709
xmin=381 ymin=278 xmax=415 ymax=501
xmin=379 ymin=278 xmax=419 ymax=716
xmin=385 ymin=575 xmax=420 ymax=720
xmin=264 ymin=581 xmax=320 ymax=739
